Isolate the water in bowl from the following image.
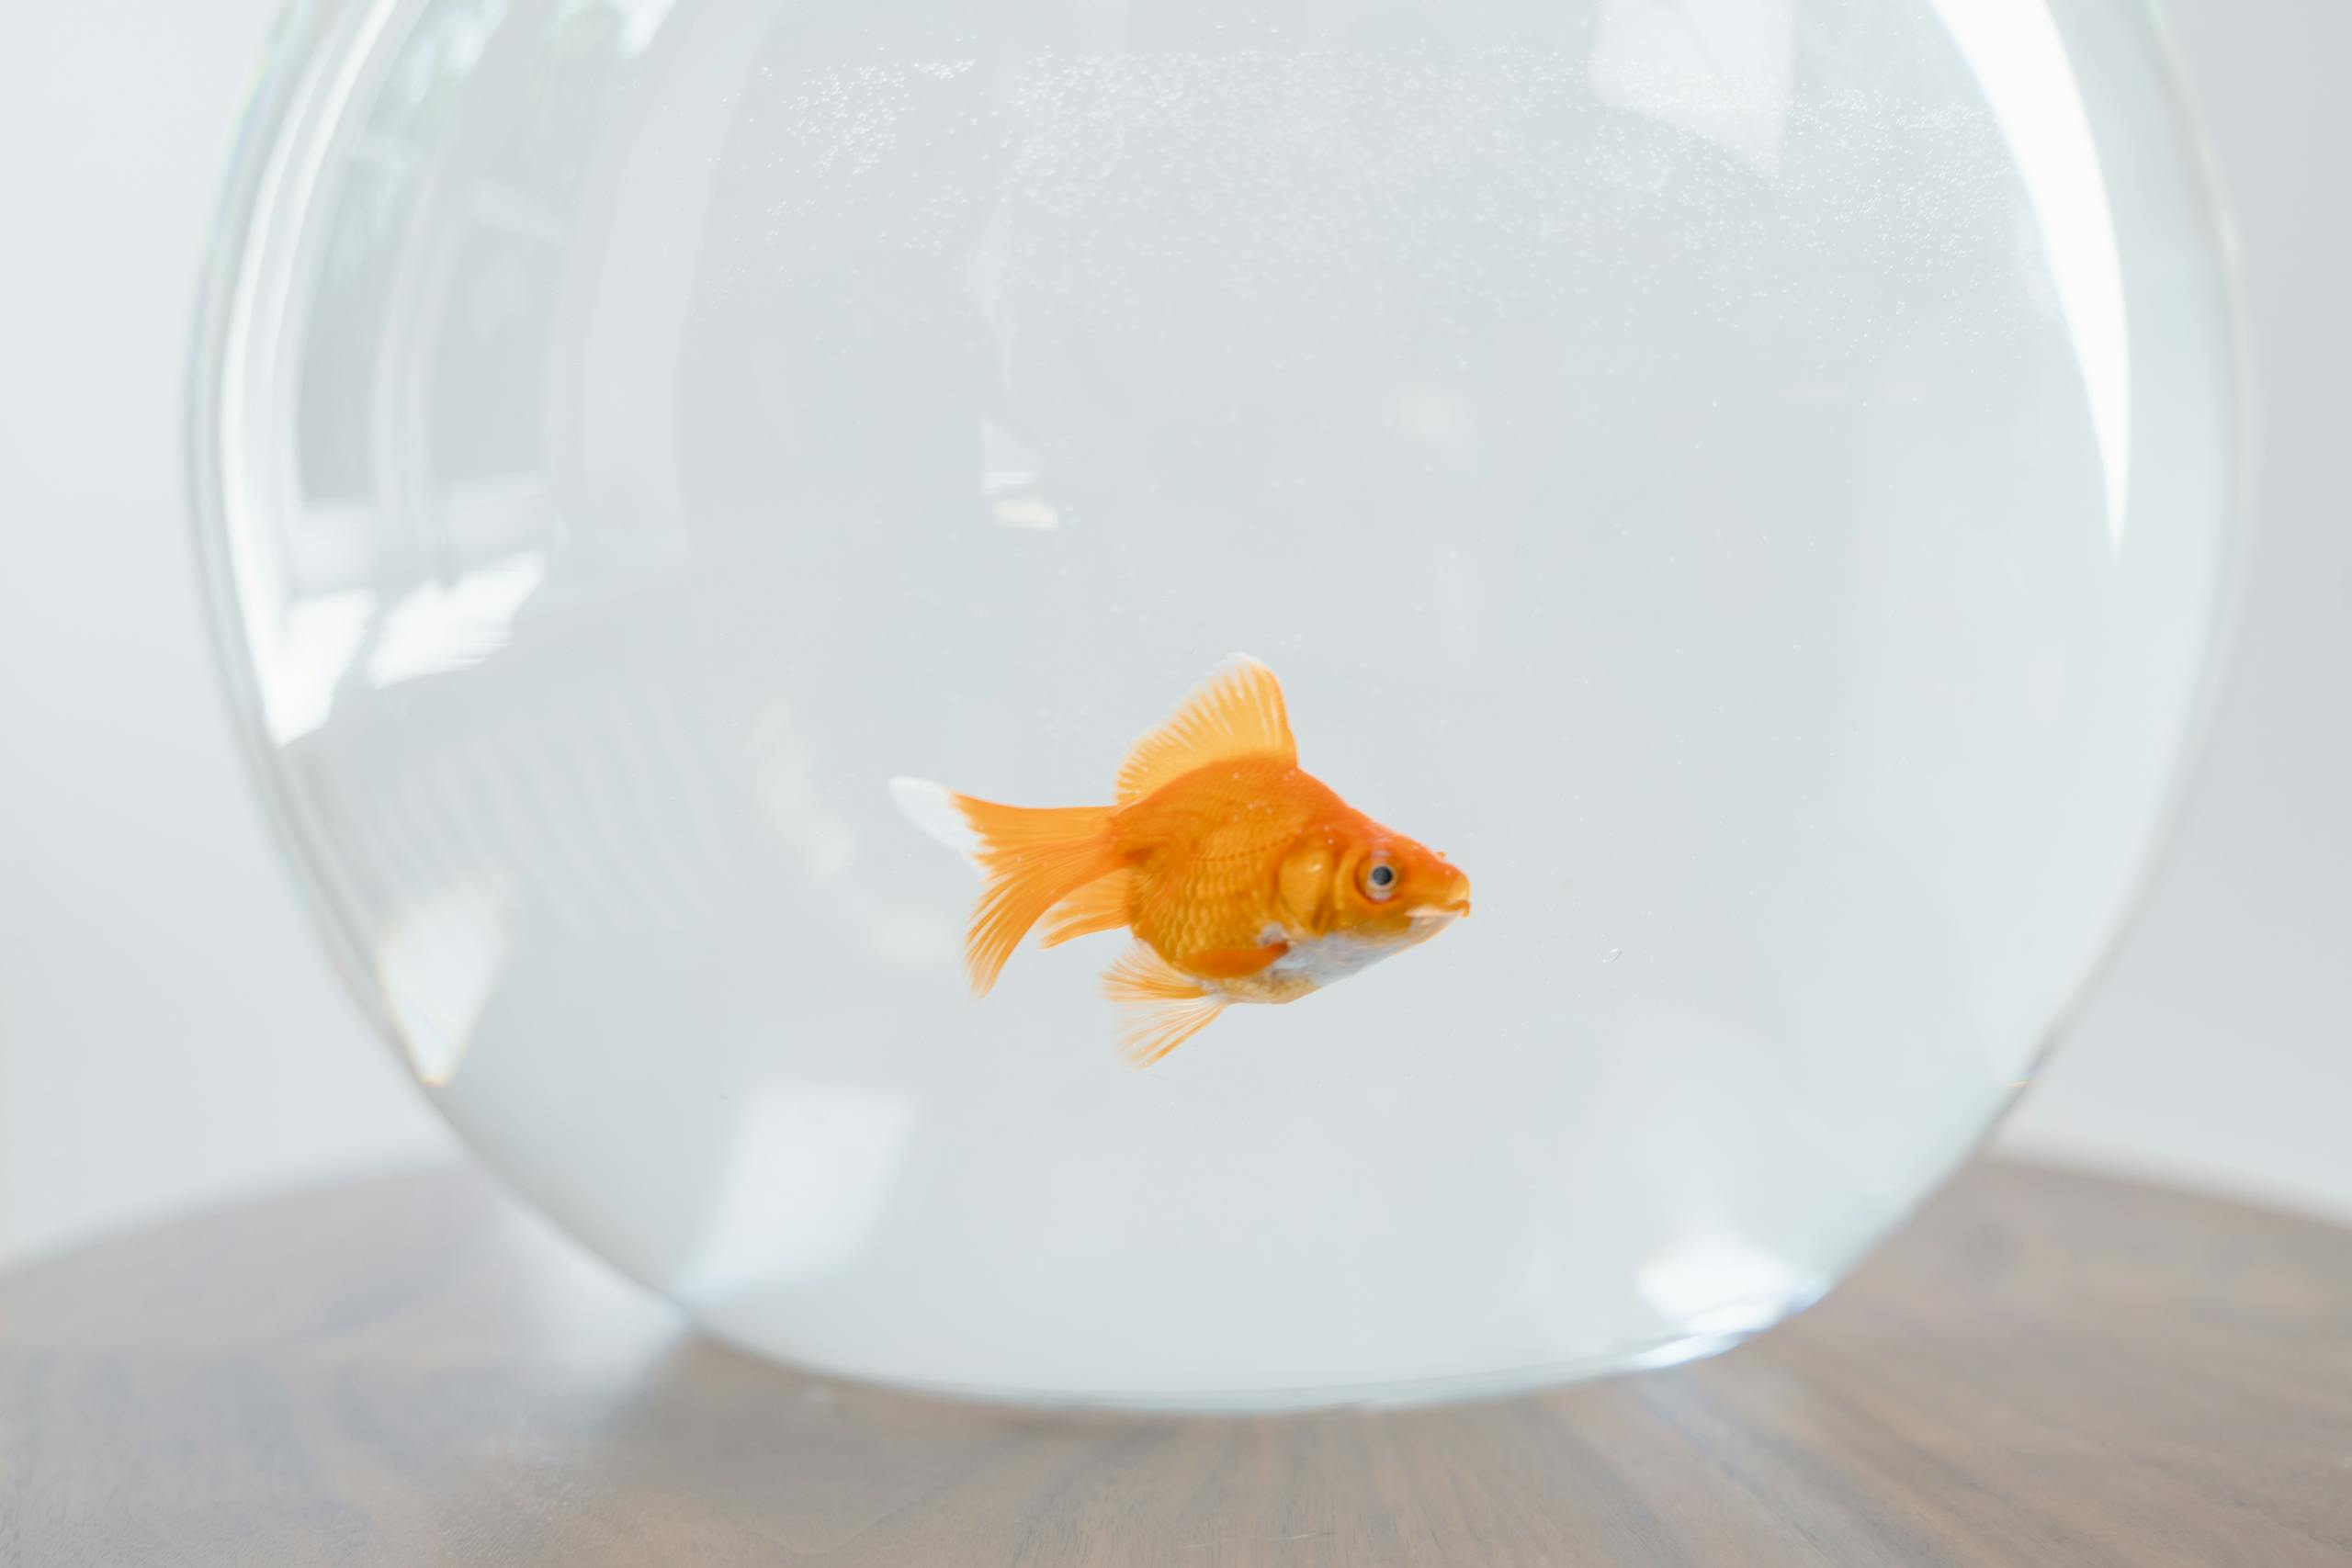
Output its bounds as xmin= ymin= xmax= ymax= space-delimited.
xmin=191 ymin=0 xmax=2238 ymax=1405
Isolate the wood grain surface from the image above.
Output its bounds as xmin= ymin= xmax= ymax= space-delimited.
xmin=1 ymin=1159 xmax=2346 ymax=1566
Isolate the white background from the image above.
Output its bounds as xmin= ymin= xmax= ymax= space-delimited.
xmin=1 ymin=0 xmax=2344 ymax=1269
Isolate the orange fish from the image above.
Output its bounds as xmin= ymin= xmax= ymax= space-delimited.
xmin=892 ymin=656 xmax=1472 ymax=1066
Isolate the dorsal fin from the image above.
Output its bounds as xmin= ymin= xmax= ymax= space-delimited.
xmin=1115 ymin=654 xmax=1296 ymax=804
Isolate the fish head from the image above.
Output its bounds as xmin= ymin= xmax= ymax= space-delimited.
xmin=1329 ymin=828 xmax=1473 ymax=945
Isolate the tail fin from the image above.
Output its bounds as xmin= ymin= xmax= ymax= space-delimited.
xmin=890 ymin=777 xmax=1120 ymax=996
xmin=889 ymin=776 xmax=985 ymax=866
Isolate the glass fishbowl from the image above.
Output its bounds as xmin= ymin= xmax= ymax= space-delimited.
xmin=189 ymin=0 xmax=2242 ymax=1407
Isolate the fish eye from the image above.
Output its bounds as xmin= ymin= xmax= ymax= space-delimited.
xmin=1364 ymin=858 xmax=1397 ymax=900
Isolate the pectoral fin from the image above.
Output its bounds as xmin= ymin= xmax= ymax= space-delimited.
xmin=1185 ymin=942 xmax=1289 ymax=979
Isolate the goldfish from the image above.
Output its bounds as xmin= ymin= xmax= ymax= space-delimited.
xmin=891 ymin=655 xmax=1472 ymax=1066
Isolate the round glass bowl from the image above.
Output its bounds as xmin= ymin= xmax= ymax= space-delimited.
xmin=190 ymin=0 xmax=2241 ymax=1408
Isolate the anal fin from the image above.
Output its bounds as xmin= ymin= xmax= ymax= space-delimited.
xmin=1102 ymin=942 xmax=1228 ymax=1067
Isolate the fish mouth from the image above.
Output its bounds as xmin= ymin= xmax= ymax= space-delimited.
xmin=1407 ymin=897 xmax=1472 ymax=922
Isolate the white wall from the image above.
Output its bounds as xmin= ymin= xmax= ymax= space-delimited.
xmin=0 ymin=0 xmax=2344 ymax=1269
xmin=0 ymin=2 xmax=454 ymax=1268
xmin=1996 ymin=2 xmax=2352 ymax=1220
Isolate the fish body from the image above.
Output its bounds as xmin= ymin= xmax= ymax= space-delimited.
xmin=893 ymin=657 xmax=1471 ymax=1065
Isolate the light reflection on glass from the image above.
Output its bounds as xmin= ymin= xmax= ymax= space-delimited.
xmin=366 ymin=548 xmax=545 ymax=689
xmin=675 ymin=1087 xmax=917 ymax=1302
xmin=376 ymin=875 xmax=514 ymax=1085
xmin=1636 ymin=1227 xmax=1812 ymax=1337
xmin=259 ymin=588 xmax=374 ymax=742
xmin=1931 ymin=0 xmax=2132 ymax=550
xmin=1590 ymin=0 xmax=1798 ymax=175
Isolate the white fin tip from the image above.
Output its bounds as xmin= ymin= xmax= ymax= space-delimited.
xmin=888 ymin=776 xmax=984 ymax=869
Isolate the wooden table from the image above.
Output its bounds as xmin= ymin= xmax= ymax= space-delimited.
xmin=2 ymin=1160 xmax=2346 ymax=1566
